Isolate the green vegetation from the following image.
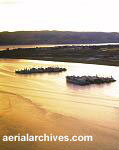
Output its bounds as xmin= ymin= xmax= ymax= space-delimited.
xmin=1 ymin=45 xmax=119 ymax=66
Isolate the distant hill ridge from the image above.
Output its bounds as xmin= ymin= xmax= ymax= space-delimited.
xmin=0 ymin=31 xmax=119 ymax=45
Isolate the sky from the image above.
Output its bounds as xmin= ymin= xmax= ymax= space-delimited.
xmin=0 ymin=0 xmax=119 ymax=32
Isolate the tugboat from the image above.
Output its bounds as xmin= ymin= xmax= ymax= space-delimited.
xmin=15 ymin=67 xmax=67 ymax=74
xmin=66 ymin=75 xmax=116 ymax=86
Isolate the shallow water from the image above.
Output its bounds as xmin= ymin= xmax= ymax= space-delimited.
xmin=0 ymin=43 xmax=119 ymax=51
xmin=0 ymin=59 xmax=119 ymax=150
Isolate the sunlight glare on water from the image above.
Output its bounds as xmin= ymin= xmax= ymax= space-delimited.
xmin=0 ymin=59 xmax=119 ymax=150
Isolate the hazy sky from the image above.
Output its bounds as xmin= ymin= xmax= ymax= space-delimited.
xmin=0 ymin=0 xmax=119 ymax=32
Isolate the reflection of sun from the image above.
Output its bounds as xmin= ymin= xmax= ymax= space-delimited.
xmin=104 ymin=82 xmax=119 ymax=98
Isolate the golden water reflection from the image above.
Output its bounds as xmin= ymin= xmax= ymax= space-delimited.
xmin=0 ymin=59 xmax=119 ymax=150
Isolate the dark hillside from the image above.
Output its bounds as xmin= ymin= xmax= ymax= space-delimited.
xmin=0 ymin=31 xmax=119 ymax=45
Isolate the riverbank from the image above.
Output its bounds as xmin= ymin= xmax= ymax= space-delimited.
xmin=1 ymin=45 xmax=119 ymax=66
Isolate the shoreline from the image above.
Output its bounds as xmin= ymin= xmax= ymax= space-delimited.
xmin=1 ymin=57 xmax=119 ymax=67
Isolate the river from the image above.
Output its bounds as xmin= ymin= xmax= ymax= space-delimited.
xmin=0 ymin=43 xmax=119 ymax=51
xmin=0 ymin=59 xmax=119 ymax=150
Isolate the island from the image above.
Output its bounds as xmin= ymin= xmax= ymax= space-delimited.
xmin=15 ymin=67 xmax=67 ymax=74
xmin=1 ymin=44 xmax=119 ymax=66
xmin=66 ymin=75 xmax=116 ymax=86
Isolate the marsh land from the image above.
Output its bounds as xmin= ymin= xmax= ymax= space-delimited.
xmin=1 ymin=44 xmax=119 ymax=66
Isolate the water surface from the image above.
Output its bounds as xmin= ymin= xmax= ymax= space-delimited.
xmin=1 ymin=43 xmax=119 ymax=51
xmin=0 ymin=59 xmax=119 ymax=150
